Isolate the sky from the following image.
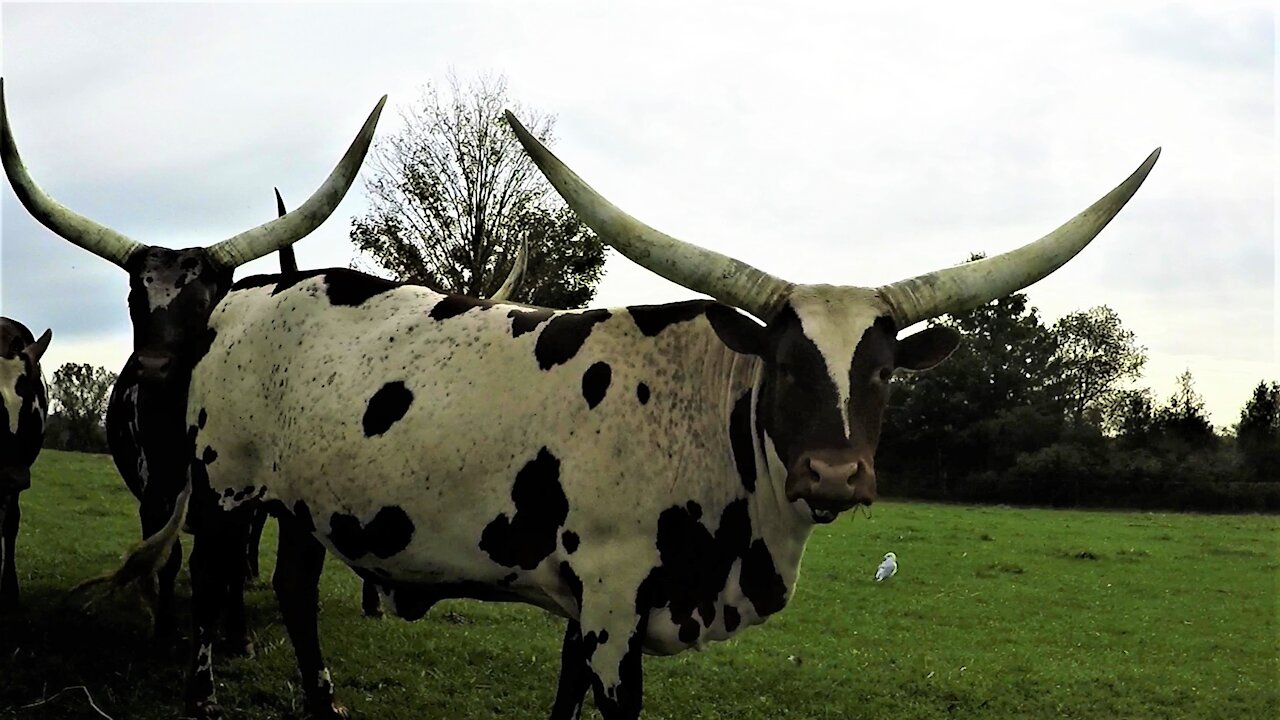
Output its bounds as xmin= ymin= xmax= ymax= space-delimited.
xmin=0 ymin=1 xmax=1274 ymax=427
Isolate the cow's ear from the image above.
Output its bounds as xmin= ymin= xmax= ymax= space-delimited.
xmin=706 ymin=303 xmax=770 ymax=358
xmin=896 ymin=326 xmax=959 ymax=371
xmin=23 ymin=329 xmax=52 ymax=364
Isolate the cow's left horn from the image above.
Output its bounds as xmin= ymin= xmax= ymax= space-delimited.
xmin=1 ymin=78 xmax=146 ymax=268
xmin=490 ymin=238 xmax=528 ymax=301
xmin=877 ymin=148 xmax=1161 ymax=328
xmin=207 ymin=96 xmax=387 ymax=268
xmin=505 ymin=111 xmax=794 ymax=321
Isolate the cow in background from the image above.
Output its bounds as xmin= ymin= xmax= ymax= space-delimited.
xmin=0 ymin=317 xmax=51 ymax=611
xmin=0 ymin=77 xmax=385 ymax=645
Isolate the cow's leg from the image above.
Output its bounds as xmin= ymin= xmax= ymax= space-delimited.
xmin=221 ymin=518 xmax=254 ymax=658
xmin=184 ymin=524 xmax=240 ymax=719
xmin=245 ymin=506 xmax=266 ymax=582
xmin=141 ymin=496 xmax=182 ymax=638
xmin=0 ymin=493 xmax=19 ymax=611
xmin=360 ymin=578 xmax=381 ymax=618
xmin=274 ymin=515 xmax=346 ymax=719
xmin=549 ymin=620 xmax=591 ymax=720
xmin=579 ymin=601 xmax=649 ymax=720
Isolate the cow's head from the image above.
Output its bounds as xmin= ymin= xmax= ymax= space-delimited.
xmin=0 ymin=79 xmax=385 ymax=385
xmin=0 ymin=319 xmax=51 ymax=493
xmin=507 ymin=112 xmax=1158 ymax=523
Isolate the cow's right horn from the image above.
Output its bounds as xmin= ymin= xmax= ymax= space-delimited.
xmin=877 ymin=148 xmax=1160 ymax=328
xmin=1 ymin=78 xmax=146 ymax=268
xmin=505 ymin=111 xmax=795 ymax=322
xmin=206 ymin=96 xmax=387 ymax=269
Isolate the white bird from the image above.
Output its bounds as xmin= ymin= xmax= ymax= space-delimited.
xmin=875 ymin=552 xmax=898 ymax=582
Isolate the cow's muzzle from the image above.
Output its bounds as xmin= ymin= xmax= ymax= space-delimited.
xmin=134 ymin=352 xmax=175 ymax=382
xmin=786 ymin=449 xmax=876 ymax=524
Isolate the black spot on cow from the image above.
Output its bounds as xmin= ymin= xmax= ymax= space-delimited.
xmin=271 ymin=270 xmax=328 ymax=296
xmin=581 ymin=362 xmax=612 ymax=409
xmin=201 ymin=446 xmax=218 ymax=465
xmin=231 ymin=268 xmax=327 ymax=293
xmin=643 ymin=499 xmax=752 ymax=645
xmin=534 ymin=310 xmax=611 ymax=370
xmin=363 ymin=381 xmax=414 ymax=437
xmin=197 ymin=408 xmax=208 ymax=429
xmin=636 ymin=383 xmax=651 ymax=405
xmin=562 ymin=530 xmax=580 ymax=554
xmin=500 ymin=572 xmax=518 ymax=587
xmin=740 ymin=540 xmax=787 ymax=617
xmin=430 ymin=294 xmax=491 ymax=321
xmin=582 ymin=627 xmax=610 ymax=661
xmin=324 ymin=268 xmax=401 ymax=306
xmin=723 ymin=605 xmax=741 ymax=632
xmin=327 ymin=505 xmax=415 ymax=561
xmin=627 ymin=301 xmax=709 ymax=336
xmin=508 ymin=308 xmax=554 ymax=338
xmin=479 ymin=447 xmax=568 ymax=570
xmin=729 ymin=391 xmax=756 ymax=492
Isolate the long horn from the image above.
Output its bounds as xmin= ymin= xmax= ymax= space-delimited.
xmin=1 ymin=78 xmax=145 ymax=268
xmin=273 ymin=187 xmax=299 ymax=273
xmin=207 ymin=96 xmax=387 ymax=268
xmin=878 ymin=148 xmax=1161 ymax=328
xmin=505 ymin=111 xmax=794 ymax=321
xmin=490 ymin=238 xmax=527 ymax=301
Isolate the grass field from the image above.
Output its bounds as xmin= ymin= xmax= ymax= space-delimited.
xmin=1 ymin=450 xmax=1276 ymax=719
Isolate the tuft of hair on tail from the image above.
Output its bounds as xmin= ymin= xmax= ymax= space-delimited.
xmin=66 ymin=482 xmax=193 ymax=611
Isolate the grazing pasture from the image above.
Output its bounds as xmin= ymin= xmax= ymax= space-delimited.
xmin=1 ymin=450 xmax=1275 ymax=719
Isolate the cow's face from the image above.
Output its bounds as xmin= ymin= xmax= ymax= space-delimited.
xmin=124 ymin=247 xmax=233 ymax=385
xmin=0 ymin=326 xmax=50 ymax=492
xmin=725 ymin=286 xmax=958 ymax=523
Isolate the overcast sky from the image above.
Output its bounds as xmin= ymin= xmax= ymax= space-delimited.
xmin=0 ymin=1 xmax=1274 ymax=427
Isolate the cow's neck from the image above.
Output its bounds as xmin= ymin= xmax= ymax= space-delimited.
xmin=706 ymin=339 xmax=816 ymax=594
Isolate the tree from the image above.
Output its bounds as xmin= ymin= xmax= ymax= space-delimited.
xmin=1052 ymin=305 xmax=1146 ymax=430
xmin=1114 ymin=387 xmax=1157 ymax=449
xmin=1153 ymin=370 xmax=1215 ymax=449
xmin=46 ymin=363 xmax=116 ymax=453
xmin=1236 ymin=380 xmax=1279 ymax=480
xmin=350 ymin=72 xmax=605 ymax=308
xmin=880 ymin=254 xmax=1063 ymax=494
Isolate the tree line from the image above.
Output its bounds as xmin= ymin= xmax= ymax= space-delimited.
xmin=879 ymin=255 xmax=1279 ymax=512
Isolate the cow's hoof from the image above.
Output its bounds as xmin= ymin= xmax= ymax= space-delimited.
xmin=307 ymin=703 xmax=349 ymax=720
xmin=361 ymin=607 xmax=382 ymax=620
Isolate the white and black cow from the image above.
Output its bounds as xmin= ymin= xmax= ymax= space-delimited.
xmin=120 ymin=114 xmax=1157 ymax=719
xmin=0 ymin=77 xmax=386 ymax=641
xmin=0 ymin=317 xmax=51 ymax=612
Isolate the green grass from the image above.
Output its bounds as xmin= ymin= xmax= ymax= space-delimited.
xmin=2 ymin=450 xmax=1277 ymax=719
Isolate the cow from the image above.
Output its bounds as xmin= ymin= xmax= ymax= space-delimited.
xmin=241 ymin=190 xmax=531 ymax=619
xmin=0 ymin=77 xmax=386 ymax=643
xmin=93 ymin=111 xmax=1157 ymax=719
xmin=0 ymin=318 xmax=51 ymax=612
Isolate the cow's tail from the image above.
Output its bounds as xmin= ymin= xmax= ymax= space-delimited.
xmin=68 ymin=482 xmax=193 ymax=608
